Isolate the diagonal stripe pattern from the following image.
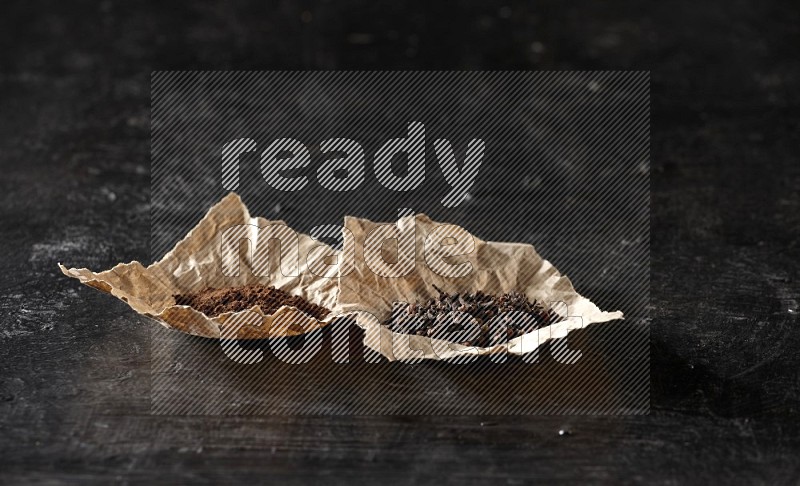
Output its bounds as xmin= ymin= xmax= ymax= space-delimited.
xmin=150 ymin=71 xmax=649 ymax=415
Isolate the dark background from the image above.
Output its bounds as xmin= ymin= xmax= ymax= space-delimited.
xmin=1 ymin=0 xmax=799 ymax=484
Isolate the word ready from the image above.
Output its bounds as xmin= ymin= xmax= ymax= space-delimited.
xmin=221 ymin=121 xmax=485 ymax=208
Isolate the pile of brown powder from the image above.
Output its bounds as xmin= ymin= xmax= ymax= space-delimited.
xmin=174 ymin=284 xmax=331 ymax=319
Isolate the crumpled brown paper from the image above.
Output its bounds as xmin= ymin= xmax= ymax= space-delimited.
xmin=59 ymin=193 xmax=340 ymax=339
xmin=60 ymin=193 xmax=622 ymax=360
xmin=337 ymin=213 xmax=623 ymax=361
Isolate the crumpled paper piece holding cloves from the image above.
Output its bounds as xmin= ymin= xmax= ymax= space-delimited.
xmin=336 ymin=213 xmax=623 ymax=361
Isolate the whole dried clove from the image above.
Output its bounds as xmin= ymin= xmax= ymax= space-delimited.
xmin=386 ymin=289 xmax=560 ymax=347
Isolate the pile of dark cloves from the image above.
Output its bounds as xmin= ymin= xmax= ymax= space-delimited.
xmin=386 ymin=285 xmax=560 ymax=347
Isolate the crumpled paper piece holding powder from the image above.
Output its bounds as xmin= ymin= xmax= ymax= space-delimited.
xmin=59 ymin=193 xmax=340 ymax=339
xmin=336 ymin=213 xmax=624 ymax=362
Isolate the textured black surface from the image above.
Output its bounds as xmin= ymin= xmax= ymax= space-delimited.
xmin=1 ymin=0 xmax=799 ymax=484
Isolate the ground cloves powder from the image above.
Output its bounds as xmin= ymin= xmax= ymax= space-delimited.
xmin=174 ymin=284 xmax=331 ymax=320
